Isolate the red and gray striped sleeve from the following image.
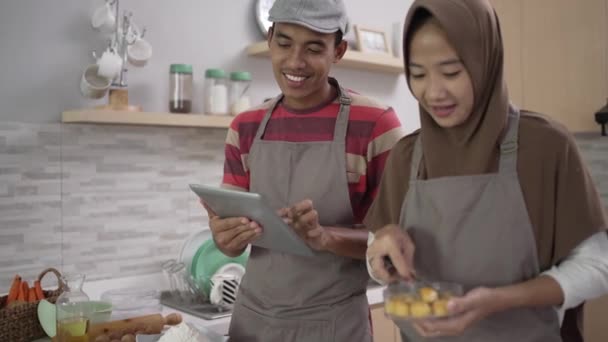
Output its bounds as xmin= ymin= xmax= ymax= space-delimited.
xmin=366 ymin=108 xmax=404 ymax=200
xmin=221 ymin=104 xmax=270 ymax=191
xmin=346 ymin=93 xmax=404 ymax=222
xmin=221 ymin=119 xmax=249 ymax=191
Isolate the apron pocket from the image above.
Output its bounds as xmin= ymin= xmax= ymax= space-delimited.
xmin=332 ymin=294 xmax=373 ymax=342
xmin=229 ymin=303 xmax=333 ymax=342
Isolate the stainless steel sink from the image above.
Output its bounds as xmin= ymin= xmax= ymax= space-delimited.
xmin=160 ymin=291 xmax=232 ymax=320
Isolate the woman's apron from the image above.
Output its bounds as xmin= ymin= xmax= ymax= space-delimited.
xmin=398 ymin=109 xmax=562 ymax=341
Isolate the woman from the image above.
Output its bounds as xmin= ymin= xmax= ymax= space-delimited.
xmin=365 ymin=0 xmax=607 ymax=341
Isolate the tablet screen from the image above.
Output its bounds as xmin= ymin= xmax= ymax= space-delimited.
xmin=190 ymin=184 xmax=315 ymax=257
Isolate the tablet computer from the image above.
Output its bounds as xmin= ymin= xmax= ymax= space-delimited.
xmin=189 ymin=184 xmax=315 ymax=257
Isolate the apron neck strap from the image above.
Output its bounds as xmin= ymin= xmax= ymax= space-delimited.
xmin=254 ymin=95 xmax=283 ymax=141
xmin=498 ymin=106 xmax=520 ymax=173
xmin=333 ymin=79 xmax=352 ymax=143
xmin=410 ymin=134 xmax=423 ymax=181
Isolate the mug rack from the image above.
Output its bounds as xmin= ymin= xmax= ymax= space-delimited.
xmin=90 ymin=0 xmax=147 ymax=112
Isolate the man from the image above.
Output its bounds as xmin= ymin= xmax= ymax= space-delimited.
xmin=204 ymin=0 xmax=403 ymax=340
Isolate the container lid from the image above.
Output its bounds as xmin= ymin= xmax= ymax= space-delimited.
xmin=100 ymin=287 xmax=160 ymax=311
xmin=170 ymin=64 xmax=193 ymax=74
xmin=230 ymin=71 xmax=252 ymax=81
xmin=205 ymin=68 xmax=227 ymax=79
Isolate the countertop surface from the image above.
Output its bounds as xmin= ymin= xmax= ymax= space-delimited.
xmin=31 ymin=273 xmax=386 ymax=341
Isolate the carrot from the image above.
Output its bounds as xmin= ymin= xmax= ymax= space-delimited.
xmin=18 ymin=281 xmax=29 ymax=302
xmin=6 ymin=275 xmax=21 ymax=304
xmin=34 ymin=280 xmax=45 ymax=300
xmin=28 ymin=287 xmax=36 ymax=303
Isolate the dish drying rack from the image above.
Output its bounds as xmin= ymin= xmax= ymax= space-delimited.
xmin=160 ymin=291 xmax=232 ymax=320
xmin=160 ymin=272 xmax=240 ymax=320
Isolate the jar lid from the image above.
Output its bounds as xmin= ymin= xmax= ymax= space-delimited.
xmin=230 ymin=71 xmax=252 ymax=81
xmin=205 ymin=68 xmax=227 ymax=79
xmin=170 ymin=64 xmax=193 ymax=74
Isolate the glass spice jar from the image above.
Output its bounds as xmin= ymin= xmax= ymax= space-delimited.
xmin=229 ymin=71 xmax=252 ymax=116
xmin=204 ymin=68 xmax=228 ymax=115
xmin=169 ymin=64 xmax=193 ymax=114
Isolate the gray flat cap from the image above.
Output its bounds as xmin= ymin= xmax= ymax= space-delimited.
xmin=268 ymin=0 xmax=349 ymax=34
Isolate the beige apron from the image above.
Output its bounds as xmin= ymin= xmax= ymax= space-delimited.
xmin=398 ymin=108 xmax=562 ymax=341
xmin=228 ymin=81 xmax=371 ymax=342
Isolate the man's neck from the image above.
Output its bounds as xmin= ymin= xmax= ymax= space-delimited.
xmin=282 ymin=81 xmax=337 ymax=112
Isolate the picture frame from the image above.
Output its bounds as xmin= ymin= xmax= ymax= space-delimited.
xmin=354 ymin=25 xmax=392 ymax=55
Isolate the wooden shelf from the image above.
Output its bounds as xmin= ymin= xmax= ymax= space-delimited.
xmin=246 ymin=41 xmax=404 ymax=75
xmin=62 ymin=109 xmax=234 ymax=128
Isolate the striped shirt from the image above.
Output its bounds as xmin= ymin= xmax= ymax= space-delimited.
xmin=222 ymin=91 xmax=404 ymax=223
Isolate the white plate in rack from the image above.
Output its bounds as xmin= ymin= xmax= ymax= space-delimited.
xmin=179 ymin=227 xmax=213 ymax=272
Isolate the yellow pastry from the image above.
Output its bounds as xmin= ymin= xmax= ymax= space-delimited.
xmin=385 ymin=298 xmax=398 ymax=315
xmin=394 ymin=301 xmax=410 ymax=317
xmin=410 ymin=301 xmax=432 ymax=318
xmin=386 ymin=297 xmax=410 ymax=317
xmin=419 ymin=287 xmax=439 ymax=303
xmin=432 ymin=299 xmax=449 ymax=317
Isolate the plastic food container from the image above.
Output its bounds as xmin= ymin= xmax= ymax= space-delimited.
xmin=101 ymin=288 xmax=162 ymax=320
xmin=383 ymin=281 xmax=463 ymax=321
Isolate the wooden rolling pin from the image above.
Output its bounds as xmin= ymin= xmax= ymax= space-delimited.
xmin=51 ymin=313 xmax=182 ymax=341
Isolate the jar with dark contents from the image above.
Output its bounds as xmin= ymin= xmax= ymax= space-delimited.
xmin=169 ymin=64 xmax=193 ymax=113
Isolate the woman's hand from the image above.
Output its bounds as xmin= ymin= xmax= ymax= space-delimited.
xmin=412 ymin=287 xmax=501 ymax=338
xmin=413 ymin=274 xmax=566 ymax=337
xmin=367 ymin=224 xmax=416 ymax=283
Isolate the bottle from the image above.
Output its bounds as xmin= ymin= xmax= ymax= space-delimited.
xmin=169 ymin=64 xmax=194 ymax=114
xmin=229 ymin=71 xmax=252 ymax=116
xmin=56 ymin=274 xmax=91 ymax=342
xmin=204 ymin=68 xmax=228 ymax=115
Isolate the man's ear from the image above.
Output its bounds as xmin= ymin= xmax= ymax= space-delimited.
xmin=267 ymin=27 xmax=274 ymax=47
xmin=334 ymin=40 xmax=348 ymax=62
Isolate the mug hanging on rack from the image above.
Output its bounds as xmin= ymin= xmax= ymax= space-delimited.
xmin=91 ymin=0 xmax=117 ymax=34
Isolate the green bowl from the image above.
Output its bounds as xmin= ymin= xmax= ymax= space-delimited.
xmin=191 ymin=239 xmax=249 ymax=297
xmin=37 ymin=300 xmax=112 ymax=337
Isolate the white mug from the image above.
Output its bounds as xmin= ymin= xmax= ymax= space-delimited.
xmin=91 ymin=2 xmax=116 ymax=33
xmin=80 ymin=64 xmax=111 ymax=99
xmin=127 ymin=37 xmax=152 ymax=67
xmin=96 ymin=50 xmax=123 ymax=80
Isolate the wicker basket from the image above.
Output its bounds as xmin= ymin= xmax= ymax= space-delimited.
xmin=0 ymin=268 xmax=65 ymax=342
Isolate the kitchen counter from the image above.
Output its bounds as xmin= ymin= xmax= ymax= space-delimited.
xmin=31 ymin=305 xmax=230 ymax=342
xmin=164 ymin=281 xmax=387 ymax=335
xmin=31 ymin=273 xmax=386 ymax=341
